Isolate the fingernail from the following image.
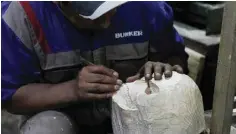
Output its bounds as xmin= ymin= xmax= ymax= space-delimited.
xmin=145 ymin=74 xmax=151 ymax=78
xmin=113 ymin=72 xmax=119 ymax=77
xmin=114 ymin=85 xmax=120 ymax=90
xmin=116 ymin=79 xmax=123 ymax=85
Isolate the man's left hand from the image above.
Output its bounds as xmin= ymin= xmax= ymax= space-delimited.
xmin=126 ymin=61 xmax=183 ymax=82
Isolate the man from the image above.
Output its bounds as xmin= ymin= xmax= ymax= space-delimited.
xmin=1 ymin=1 xmax=188 ymax=134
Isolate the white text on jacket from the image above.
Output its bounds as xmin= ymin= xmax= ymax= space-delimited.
xmin=115 ymin=30 xmax=143 ymax=39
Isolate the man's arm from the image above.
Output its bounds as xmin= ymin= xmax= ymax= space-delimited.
xmin=1 ymin=34 xmax=118 ymax=114
xmin=147 ymin=2 xmax=189 ymax=73
xmin=2 ymin=2 xmax=121 ymax=115
xmin=1 ymin=13 xmax=77 ymax=114
xmin=165 ymin=28 xmax=189 ymax=74
xmin=6 ymin=81 xmax=78 ymax=114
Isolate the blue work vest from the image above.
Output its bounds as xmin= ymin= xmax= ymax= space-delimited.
xmin=1 ymin=1 xmax=187 ymax=101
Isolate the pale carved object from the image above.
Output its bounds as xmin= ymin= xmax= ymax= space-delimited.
xmin=112 ymin=72 xmax=206 ymax=134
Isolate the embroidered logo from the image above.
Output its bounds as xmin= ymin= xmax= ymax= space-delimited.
xmin=115 ymin=30 xmax=143 ymax=39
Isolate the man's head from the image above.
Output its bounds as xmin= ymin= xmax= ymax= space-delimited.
xmin=59 ymin=1 xmax=127 ymax=29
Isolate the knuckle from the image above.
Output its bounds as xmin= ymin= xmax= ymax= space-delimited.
xmin=146 ymin=61 xmax=152 ymax=64
xmin=107 ymin=68 xmax=114 ymax=74
xmin=164 ymin=64 xmax=172 ymax=69
xmin=97 ymin=75 xmax=106 ymax=82
xmin=154 ymin=66 xmax=161 ymax=70
xmin=167 ymin=64 xmax=172 ymax=67
xmin=91 ymin=66 xmax=98 ymax=72
xmin=108 ymin=69 xmax=114 ymax=74
xmin=175 ymin=65 xmax=182 ymax=68
xmin=154 ymin=64 xmax=162 ymax=71
xmin=102 ymin=84 xmax=110 ymax=90
xmin=97 ymin=65 xmax=113 ymax=75
xmin=145 ymin=61 xmax=153 ymax=67
xmin=164 ymin=63 xmax=171 ymax=67
xmin=172 ymin=65 xmax=178 ymax=69
xmin=153 ymin=61 xmax=161 ymax=65
xmin=97 ymin=65 xmax=105 ymax=70
xmin=108 ymin=85 xmax=115 ymax=90
xmin=154 ymin=63 xmax=163 ymax=69
xmin=79 ymin=67 xmax=89 ymax=76
xmin=103 ymin=85 xmax=114 ymax=92
xmin=82 ymin=66 xmax=89 ymax=71
xmin=89 ymin=65 xmax=101 ymax=72
xmin=154 ymin=63 xmax=161 ymax=67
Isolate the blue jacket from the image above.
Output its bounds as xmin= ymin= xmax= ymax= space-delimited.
xmin=1 ymin=1 xmax=188 ymax=101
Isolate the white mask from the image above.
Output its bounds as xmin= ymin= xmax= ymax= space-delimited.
xmin=112 ymin=72 xmax=206 ymax=134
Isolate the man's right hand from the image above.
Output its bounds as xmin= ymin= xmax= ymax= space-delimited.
xmin=76 ymin=65 xmax=123 ymax=100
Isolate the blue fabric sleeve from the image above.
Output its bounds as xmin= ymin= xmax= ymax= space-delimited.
xmin=1 ymin=18 xmax=41 ymax=102
xmin=146 ymin=2 xmax=188 ymax=61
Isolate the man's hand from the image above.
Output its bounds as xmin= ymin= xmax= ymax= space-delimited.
xmin=76 ymin=65 xmax=123 ymax=100
xmin=126 ymin=61 xmax=183 ymax=82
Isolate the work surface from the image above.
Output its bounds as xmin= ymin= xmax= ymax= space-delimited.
xmin=2 ymin=109 xmax=236 ymax=134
